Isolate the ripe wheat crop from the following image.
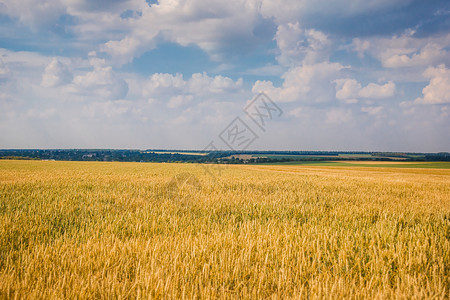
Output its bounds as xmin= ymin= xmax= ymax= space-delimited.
xmin=0 ymin=160 xmax=449 ymax=299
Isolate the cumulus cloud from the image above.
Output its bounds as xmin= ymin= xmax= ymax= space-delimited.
xmin=143 ymin=73 xmax=186 ymax=97
xmin=334 ymin=78 xmax=361 ymax=102
xmin=136 ymin=71 xmax=246 ymax=121
xmin=41 ymin=58 xmax=73 ymax=87
xmin=275 ymin=22 xmax=331 ymax=66
xmin=415 ymin=64 xmax=450 ymax=104
xmin=352 ymin=32 xmax=450 ymax=73
xmin=335 ymin=79 xmax=396 ymax=100
xmin=100 ymin=36 xmax=148 ymax=66
xmin=188 ymin=73 xmax=243 ymax=95
xmin=143 ymin=71 xmax=243 ymax=101
xmin=70 ymin=57 xmax=128 ymax=100
xmin=358 ymin=81 xmax=396 ymax=99
xmin=1 ymin=0 xmax=134 ymax=28
xmin=1 ymin=0 xmax=450 ymax=151
xmin=100 ymin=0 xmax=266 ymax=65
xmin=383 ymin=43 xmax=449 ymax=68
xmin=253 ymin=62 xmax=346 ymax=103
xmin=0 ymin=0 xmax=66 ymax=29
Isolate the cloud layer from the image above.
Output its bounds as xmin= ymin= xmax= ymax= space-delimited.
xmin=0 ymin=0 xmax=449 ymax=151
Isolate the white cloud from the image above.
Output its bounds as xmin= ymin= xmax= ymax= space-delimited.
xmin=358 ymin=81 xmax=396 ymax=99
xmin=1 ymin=0 xmax=136 ymax=30
xmin=1 ymin=0 xmax=144 ymax=56
xmin=334 ymin=78 xmax=361 ymax=101
xmin=352 ymin=32 xmax=450 ymax=73
xmin=41 ymin=58 xmax=73 ymax=87
xmin=142 ymin=71 xmax=243 ymax=101
xmin=251 ymin=80 xmax=276 ymax=97
xmin=383 ymin=43 xmax=449 ymax=68
xmin=100 ymin=0 xmax=265 ymax=65
xmin=335 ymin=79 xmax=395 ymax=100
xmin=1 ymin=0 xmax=449 ymax=151
xmin=0 ymin=0 xmax=66 ymax=29
xmin=0 ymin=48 xmax=58 ymax=69
xmin=101 ymin=36 xmax=147 ymax=66
xmin=143 ymin=73 xmax=186 ymax=97
xmin=188 ymin=73 xmax=243 ymax=95
xmin=275 ymin=22 xmax=331 ymax=66
xmin=70 ymin=57 xmax=128 ymax=100
xmin=253 ymin=61 xmax=346 ymax=103
xmin=415 ymin=64 xmax=450 ymax=104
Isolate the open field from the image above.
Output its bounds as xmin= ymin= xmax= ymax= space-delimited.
xmin=251 ymin=153 xmax=413 ymax=161
xmin=0 ymin=160 xmax=449 ymax=298
xmin=151 ymin=151 xmax=208 ymax=156
xmin=262 ymin=160 xmax=450 ymax=169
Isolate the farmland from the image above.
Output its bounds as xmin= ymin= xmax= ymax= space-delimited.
xmin=0 ymin=160 xmax=449 ymax=298
xmin=2 ymin=149 xmax=449 ymax=164
xmin=261 ymin=161 xmax=450 ymax=169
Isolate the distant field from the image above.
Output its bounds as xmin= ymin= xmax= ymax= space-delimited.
xmin=255 ymin=154 xmax=340 ymax=159
xmin=0 ymin=160 xmax=449 ymax=298
xmin=338 ymin=154 xmax=373 ymax=158
xmin=252 ymin=153 xmax=414 ymax=161
xmin=151 ymin=151 xmax=207 ymax=156
xmin=261 ymin=160 xmax=450 ymax=169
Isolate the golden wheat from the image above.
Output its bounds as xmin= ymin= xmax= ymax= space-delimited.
xmin=0 ymin=160 xmax=449 ymax=299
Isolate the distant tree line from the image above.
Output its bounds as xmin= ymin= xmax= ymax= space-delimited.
xmin=0 ymin=149 xmax=449 ymax=163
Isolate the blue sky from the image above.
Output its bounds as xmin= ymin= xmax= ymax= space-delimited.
xmin=0 ymin=0 xmax=449 ymax=151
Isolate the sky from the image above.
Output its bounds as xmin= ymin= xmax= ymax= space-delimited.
xmin=0 ymin=0 xmax=449 ymax=152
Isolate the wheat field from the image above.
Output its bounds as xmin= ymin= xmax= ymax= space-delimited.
xmin=0 ymin=160 xmax=449 ymax=299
